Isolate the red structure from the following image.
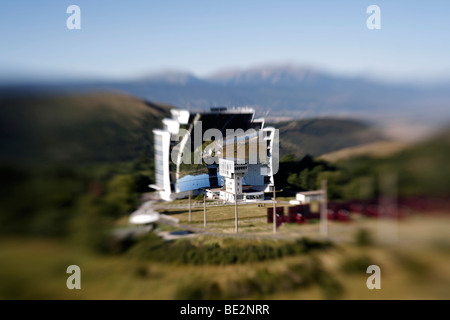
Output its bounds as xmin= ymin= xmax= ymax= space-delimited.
xmin=287 ymin=206 xmax=308 ymax=224
xmin=267 ymin=196 xmax=450 ymax=226
xmin=267 ymin=195 xmax=450 ymax=226
xmin=267 ymin=207 xmax=284 ymax=223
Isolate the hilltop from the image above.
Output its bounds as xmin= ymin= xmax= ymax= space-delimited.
xmin=274 ymin=118 xmax=385 ymax=159
xmin=319 ymin=141 xmax=409 ymax=162
xmin=0 ymin=91 xmax=394 ymax=166
xmin=0 ymin=92 xmax=172 ymax=165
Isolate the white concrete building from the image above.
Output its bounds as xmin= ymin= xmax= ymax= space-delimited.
xmin=219 ymin=158 xmax=247 ymax=202
xmin=217 ymin=158 xmax=265 ymax=202
xmin=151 ymin=107 xmax=276 ymax=201
xmin=296 ymin=190 xmax=324 ymax=204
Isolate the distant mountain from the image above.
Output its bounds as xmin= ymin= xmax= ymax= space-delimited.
xmin=208 ymin=65 xmax=333 ymax=86
xmin=2 ymin=65 xmax=450 ymax=130
xmin=136 ymin=71 xmax=206 ymax=86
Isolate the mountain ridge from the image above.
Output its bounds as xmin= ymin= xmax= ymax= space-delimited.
xmin=2 ymin=64 xmax=450 ymax=131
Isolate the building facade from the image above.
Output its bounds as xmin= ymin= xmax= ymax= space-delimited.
xmin=151 ymin=107 xmax=276 ymax=201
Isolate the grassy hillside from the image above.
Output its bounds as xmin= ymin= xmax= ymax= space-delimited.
xmin=336 ymin=127 xmax=450 ymax=197
xmin=0 ymin=92 xmax=171 ymax=237
xmin=0 ymin=92 xmax=171 ymax=165
xmin=0 ymin=92 xmax=448 ymax=300
xmin=277 ymin=126 xmax=450 ymax=199
xmin=2 ymin=224 xmax=449 ymax=299
xmin=274 ymin=118 xmax=385 ymax=159
xmin=319 ymin=141 xmax=409 ymax=162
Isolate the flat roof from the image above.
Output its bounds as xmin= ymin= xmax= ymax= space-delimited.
xmin=243 ymin=189 xmax=262 ymax=194
xmin=220 ymin=157 xmax=247 ymax=163
xmin=219 ymin=189 xmax=263 ymax=194
xmin=206 ymin=187 xmax=222 ymax=192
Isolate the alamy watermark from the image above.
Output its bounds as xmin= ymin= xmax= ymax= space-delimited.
xmin=367 ymin=5 xmax=381 ymax=30
xmin=366 ymin=265 xmax=381 ymax=289
xmin=66 ymin=265 xmax=81 ymax=290
xmin=168 ymin=122 xmax=280 ymax=175
xmin=65 ymin=5 xmax=382 ymax=32
xmin=66 ymin=5 xmax=81 ymax=30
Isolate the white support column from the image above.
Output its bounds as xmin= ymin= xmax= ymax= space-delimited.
xmin=235 ymin=174 xmax=238 ymax=233
xmin=273 ymin=185 xmax=276 ymax=233
xmin=188 ymin=190 xmax=192 ymax=223
xmin=203 ymin=195 xmax=207 ymax=228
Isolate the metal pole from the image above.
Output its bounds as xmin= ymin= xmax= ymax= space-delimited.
xmin=188 ymin=190 xmax=192 ymax=223
xmin=320 ymin=180 xmax=328 ymax=237
xmin=235 ymin=174 xmax=238 ymax=233
xmin=273 ymin=184 xmax=276 ymax=233
xmin=378 ymin=172 xmax=398 ymax=244
xmin=203 ymin=195 xmax=207 ymax=228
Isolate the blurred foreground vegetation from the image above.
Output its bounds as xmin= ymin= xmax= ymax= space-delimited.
xmin=0 ymin=91 xmax=449 ymax=300
xmin=1 ymin=225 xmax=449 ymax=299
xmin=0 ymin=92 xmax=171 ymax=244
xmin=277 ymin=127 xmax=450 ymax=200
xmin=128 ymin=234 xmax=332 ymax=265
xmin=1 ymin=91 xmax=449 ymax=242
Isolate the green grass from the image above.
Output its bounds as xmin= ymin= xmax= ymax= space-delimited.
xmin=275 ymin=118 xmax=383 ymax=159
xmin=160 ymin=203 xmax=267 ymax=223
xmin=158 ymin=202 xmax=324 ymax=236
xmin=127 ymin=234 xmax=332 ymax=265
xmin=319 ymin=141 xmax=408 ymax=162
xmin=2 ymin=225 xmax=449 ymax=300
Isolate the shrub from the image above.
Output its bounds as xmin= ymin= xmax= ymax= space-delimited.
xmin=340 ymin=255 xmax=377 ymax=275
xmin=128 ymin=235 xmax=332 ymax=265
xmin=355 ymin=229 xmax=373 ymax=246
xmin=174 ymin=258 xmax=344 ymax=300
xmin=194 ymin=194 xmax=204 ymax=201
xmin=174 ymin=279 xmax=222 ymax=300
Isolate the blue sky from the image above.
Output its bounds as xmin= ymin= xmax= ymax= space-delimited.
xmin=1 ymin=0 xmax=450 ymax=82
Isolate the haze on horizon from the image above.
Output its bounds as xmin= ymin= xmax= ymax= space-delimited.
xmin=1 ymin=1 xmax=450 ymax=84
